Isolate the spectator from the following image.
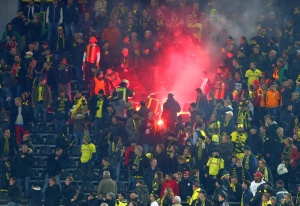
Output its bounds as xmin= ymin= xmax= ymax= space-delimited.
xmin=8 ymin=177 xmax=22 ymax=206
xmin=44 ymin=177 xmax=62 ymax=206
xmin=11 ymin=97 xmax=31 ymax=146
xmin=31 ymin=76 xmax=52 ymax=128
xmin=80 ymin=136 xmax=96 ymax=184
xmin=53 ymin=89 xmax=71 ymax=135
xmin=97 ymin=171 xmax=117 ymax=197
xmin=160 ymin=173 xmax=179 ymax=198
xmin=42 ymin=147 xmax=63 ymax=193
xmin=0 ymin=128 xmax=17 ymax=158
xmin=14 ymin=144 xmax=33 ymax=198
xmin=190 ymin=189 xmax=213 ymax=206
xmin=63 ymin=0 xmax=79 ymax=42
xmin=46 ymin=0 xmax=63 ymax=47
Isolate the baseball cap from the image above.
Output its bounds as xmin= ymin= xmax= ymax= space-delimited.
xmin=254 ymin=171 xmax=263 ymax=178
xmin=183 ymin=171 xmax=190 ymax=176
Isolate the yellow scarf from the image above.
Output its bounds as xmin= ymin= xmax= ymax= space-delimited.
xmin=4 ymin=136 xmax=10 ymax=154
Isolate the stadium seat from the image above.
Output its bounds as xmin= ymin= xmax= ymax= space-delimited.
xmin=39 ymin=145 xmax=52 ymax=156
xmin=44 ymin=135 xmax=57 ymax=145
xmin=33 ymin=157 xmax=46 ymax=168
xmin=59 ymin=170 xmax=71 ymax=180
xmin=31 ymin=135 xmax=44 ymax=145
xmin=80 ymin=182 xmax=95 ymax=193
xmin=67 ymin=158 xmax=77 ymax=168
xmin=70 ymin=145 xmax=81 ymax=157
xmin=72 ymin=170 xmax=82 ymax=180
xmin=31 ymin=169 xmax=40 ymax=180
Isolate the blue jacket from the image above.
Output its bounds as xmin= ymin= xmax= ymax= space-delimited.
xmin=242 ymin=188 xmax=253 ymax=206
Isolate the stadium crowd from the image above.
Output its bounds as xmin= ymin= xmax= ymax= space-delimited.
xmin=1 ymin=0 xmax=300 ymax=205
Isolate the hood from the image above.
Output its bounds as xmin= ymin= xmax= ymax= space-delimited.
xmin=6 ymin=23 xmax=15 ymax=33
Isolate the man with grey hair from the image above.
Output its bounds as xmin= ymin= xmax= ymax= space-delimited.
xmin=128 ymin=145 xmax=149 ymax=190
xmin=97 ymin=171 xmax=117 ymax=196
xmin=172 ymin=196 xmax=181 ymax=206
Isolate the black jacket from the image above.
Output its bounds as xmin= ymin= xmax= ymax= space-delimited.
xmin=45 ymin=184 xmax=62 ymax=206
xmin=163 ymin=97 xmax=181 ymax=125
xmin=53 ymin=97 xmax=72 ymax=119
xmin=178 ymin=178 xmax=193 ymax=201
xmin=8 ymin=182 xmax=22 ymax=203
xmin=14 ymin=149 xmax=34 ymax=178
xmin=245 ymin=132 xmax=264 ymax=156
xmin=154 ymin=152 xmax=168 ymax=174
xmin=143 ymin=166 xmax=161 ymax=190
xmin=89 ymin=95 xmax=109 ymax=120
xmin=46 ymin=153 xmax=61 ymax=176
xmin=63 ymin=4 xmax=79 ymax=25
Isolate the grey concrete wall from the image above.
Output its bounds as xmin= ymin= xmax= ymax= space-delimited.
xmin=0 ymin=0 xmax=20 ymax=38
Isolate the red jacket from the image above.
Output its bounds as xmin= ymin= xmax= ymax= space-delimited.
xmin=160 ymin=179 xmax=179 ymax=198
xmin=282 ymin=145 xmax=300 ymax=168
xmin=125 ymin=146 xmax=135 ymax=166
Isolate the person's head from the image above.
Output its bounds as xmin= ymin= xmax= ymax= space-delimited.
xmin=118 ymin=192 xmax=126 ymax=201
xmin=21 ymin=145 xmax=28 ymax=153
xmin=164 ymin=187 xmax=174 ymax=197
xmin=134 ymin=145 xmax=143 ymax=155
xmin=192 ymin=182 xmax=200 ymax=191
xmin=49 ymin=177 xmax=56 ymax=186
xmin=183 ymin=147 xmax=191 ymax=156
xmin=254 ymin=171 xmax=263 ymax=181
xmin=284 ymin=193 xmax=292 ymax=202
xmin=52 ymin=0 xmax=58 ymax=6
xmin=292 ymin=91 xmax=299 ymax=100
xmin=269 ymin=50 xmax=277 ymax=59
xmin=154 ymin=171 xmax=164 ymax=181
xmin=218 ymin=193 xmax=227 ymax=202
xmin=236 ymin=159 xmax=243 ymax=167
xmin=106 ymin=192 xmax=115 ymax=200
xmin=136 ymin=180 xmax=144 ymax=187
xmin=198 ymin=189 xmax=207 ymax=200
xmin=182 ymin=170 xmax=190 ymax=179
xmin=102 ymin=157 xmax=109 ymax=166
xmin=242 ymin=180 xmax=251 ymax=189
xmin=14 ymin=54 xmax=21 ymax=63
xmin=156 ymin=144 xmax=164 ymax=153
xmin=39 ymin=77 xmax=47 ymax=86
xmin=67 ymin=0 xmax=73 ymax=5
xmin=262 ymin=193 xmax=270 ymax=203
xmin=3 ymin=128 xmax=10 ymax=137
xmin=276 ymin=127 xmax=284 ymax=137
xmin=65 ymin=176 xmax=74 ymax=185
xmin=82 ymin=136 xmax=90 ymax=144
xmin=264 ymin=115 xmax=275 ymax=125
xmin=211 ymin=149 xmax=219 ymax=157
xmin=172 ymin=196 xmax=181 ymax=204
xmin=167 ymin=132 xmax=176 ymax=141
xmin=258 ymin=159 xmax=266 ymax=169
xmin=132 ymin=111 xmax=139 ymax=119
xmin=28 ymin=0 xmax=34 ymax=6
xmin=285 ymin=137 xmax=293 ymax=147
xmin=145 ymin=30 xmax=152 ymax=39
xmin=232 ymin=59 xmax=239 ymax=67
xmin=177 ymin=155 xmax=185 ymax=164
xmin=148 ymin=193 xmax=158 ymax=203
xmin=142 ymin=9 xmax=149 ymax=17
xmin=150 ymin=158 xmax=157 ymax=167
xmin=165 ymin=173 xmax=173 ymax=181
xmin=250 ymin=62 xmax=256 ymax=70
xmin=221 ymin=135 xmax=229 ymax=143
xmin=103 ymin=171 xmax=111 ymax=179
xmin=84 ymin=12 xmax=90 ymax=21
xmin=244 ymin=145 xmax=251 ymax=156
xmin=14 ymin=97 xmax=22 ymax=107
xmin=9 ymin=177 xmax=16 ymax=185
xmin=270 ymin=196 xmax=277 ymax=205
xmin=128 ymin=201 xmax=138 ymax=206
